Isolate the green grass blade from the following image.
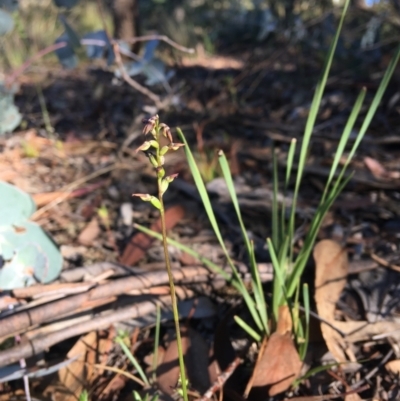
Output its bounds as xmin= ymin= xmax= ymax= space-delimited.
xmin=285 ymin=139 xmax=297 ymax=189
xmin=135 ymin=222 xmax=267 ymax=329
xmin=293 ymin=362 xmax=343 ymax=387
xmin=268 ymin=238 xmax=288 ymax=321
xmin=354 ymin=44 xmax=400 ymax=151
xmin=116 ymin=337 xmax=149 ymax=386
xmin=337 ymin=45 xmax=400 ymax=177
xmin=234 ymin=315 xmax=262 ymax=342
xmin=278 ymin=234 xmax=290 ymax=273
xmin=218 ymin=151 xmax=268 ymax=333
xmin=281 ymin=138 xmax=297 ymax=248
xmin=286 ymin=175 xmax=352 ymax=296
xmin=177 ymin=129 xmax=230 ymax=259
xmin=272 ymin=148 xmax=280 ymax=248
xmin=152 ymin=304 xmax=161 ymax=381
xmin=295 ymin=48 xmax=400 ymax=296
xmin=299 ymin=283 xmax=310 ymax=360
xmin=134 ymin=223 xmax=232 ymax=283
xmin=79 ymin=390 xmax=89 ymax=401
xmin=323 ymin=88 xmax=366 ymax=200
xmin=135 ymin=226 xmax=263 ymax=332
xmin=177 ymin=129 xmax=264 ymax=331
xmin=288 ymin=0 xmax=350 ymax=250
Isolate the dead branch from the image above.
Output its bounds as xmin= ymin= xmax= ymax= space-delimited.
xmin=1 ymin=266 xmax=209 ymax=340
xmin=199 ymin=357 xmax=243 ymax=401
xmin=112 ymin=43 xmax=163 ymax=108
xmin=0 ymin=295 xmax=172 ymax=366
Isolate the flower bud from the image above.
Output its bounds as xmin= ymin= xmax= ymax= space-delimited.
xmin=135 ymin=141 xmax=151 ymax=153
xmin=148 ymin=153 xmax=159 ymax=168
xmin=132 ymin=193 xmax=161 ymax=210
xmin=160 ymin=146 xmax=169 ymax=156
xmin=160 ymin=123 xmax=173 ymax=142
xmin=142 ymin=115 xmax=158 ymax=136
xmin=169 ymin=143 xmax=185 ymax=151
xmin=165 ymin=173 xmax=179 ymax=183
xmin=157 ymin=167 xmax=165 ymax=179
xmin=160 ymin=179 xmax=169 ymax=195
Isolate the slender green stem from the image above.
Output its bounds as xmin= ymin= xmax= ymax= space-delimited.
xmin=154 ymin=126 xmax=188 ymax=401
xmin=157 ymin=188 xmax=188 ymax=401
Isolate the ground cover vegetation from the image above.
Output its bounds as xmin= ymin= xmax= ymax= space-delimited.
xmin=1 ymin=0 xmax=400 ymax=400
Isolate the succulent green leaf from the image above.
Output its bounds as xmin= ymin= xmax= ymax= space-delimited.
xmin=0 ymin=222 xmax=62 ymax=289
xmin=0 ymin=83 xmax=22 ymax=134
xmin=0 ymin=181 xmax=36 ymax=225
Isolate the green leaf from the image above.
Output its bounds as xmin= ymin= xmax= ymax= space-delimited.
xmin=218 ymin=150 xmax=268 ymax=334
xmin=288 ymin=0 xmax=350 ymax=262
xmin=299 ymin=283 xmax=310 ymax=360
xmin=0 ymin=83 xmax=22 ymax=134
xmin=234 ymin=315 xmax=262 ymax=342
xmin=116 ymin=337 xmax=149 ymax=386
xmin=177 ymin=129 xmax=264 ymax=332
xmin=78 ymin=390 xmax=88 ymax=401
xmin=0 ymin=181 xmax=36 ymax=225
xmin=0 ymin=221 xmax=63 ymax=289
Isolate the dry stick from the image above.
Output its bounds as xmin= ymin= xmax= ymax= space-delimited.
xmin=112 ymin=43 xmax=162 ymax=107
xmin=15 ymin=335 xmax=31 ymax=401
xmin=0 ymin=295 xmax=174 ymax=366
xmin=288 ymin=385 xmax=370 ymax=401
xmin=351 ymin=348 xmax=394 ymax=390
xmin=0 ymin=266 xmax=209 ymax=339
xmin=199 ymin=357 xmax=243 ymax=401
xmin=12 ymin=282 xmax=96 ymax=299
xmin=4 ymin=257 xmax=374 ymax=338
xmin=369 ymin=252 xmax=400 ymax=273
xmin=31 ymin=163 xmax=120 ymax=220
xmin=5 ymin=30 xmax=193 ymax=88
xmin=121 ymin=34 xmax=195 ymax=54
xmin=59 ymin=261 xmax=140 ymax=282
xmin=5 ymin=42 xmax=68 ymax=87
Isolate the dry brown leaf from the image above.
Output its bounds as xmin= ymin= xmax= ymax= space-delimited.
xmin=364 ymin=156 xmax=400 ymax=180
xmin=276 ymin=304 xmax=293 ymax=335
xmin=156 ymin=327 xmax=211 ymax=396
xmin=385 ymin=359 xmax=400 ymax=374
xmin=78 ymin=217 xmax=101 ymax=246
xmin=157 ymin=327 xmax=189 ymax=396
xmin=56 ymin=332 xmax=97 ymax=401
xmin=345 ymin=393 xmax=362 ymax=401
xmin=0 ymin=168 xmax=18 ymax=182
xmin=120 ymin=205 xmax=185 ymax=266
xmin=33 ymin=191 xmax=73 ymax=207
xmin=250 ymin=306 xmax=302 ymax=397
xmin=314 ymin=240 xmax=348 ymax=363
xmin=250 ymin=332 xmax=302 ymax=397
xmin=364 ymin=157 xmax=388 ymax=179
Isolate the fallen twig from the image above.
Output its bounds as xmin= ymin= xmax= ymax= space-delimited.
xmin=112 ymin=43 xmax=163 ymax=108
xmin=199 ymin=356 xmax=243 ymax=401
xmin=0 ymin=266 xmax=209 ymax=339
xmin=0 ymin=295 xmax=172 ymax=366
